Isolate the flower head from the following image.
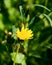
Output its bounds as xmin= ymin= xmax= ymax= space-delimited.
xmin=16 ymin=23 xmax=33 ymax=40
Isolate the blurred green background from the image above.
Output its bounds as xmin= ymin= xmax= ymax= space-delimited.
xmin=0 ymin=0 xmax=52 ymax=65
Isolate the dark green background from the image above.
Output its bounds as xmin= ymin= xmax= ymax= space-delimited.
xmin=0 ymin=0 xmax=52 ymax=65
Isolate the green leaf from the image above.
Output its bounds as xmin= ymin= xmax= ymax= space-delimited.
xmin=43 ymin=14 xmax=52 ymax=27
xmin=29 ymin=16 xmax=35 ymax=25
xmin=12 ymin=25 xmax=17 ymax=40
xmin=27 ymin=4 xmax=51 ymax=12
xmin=0 ymin=14 xmax=4 ymax=30
xmin=4 ymin=0 xmax=11 ymax=8
xmin=11 ymin=52 xmax=26 ymax=64
xmin=19 ymin=6 xmax=23 ymax=17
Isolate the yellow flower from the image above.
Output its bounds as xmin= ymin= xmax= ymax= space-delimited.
xmin=16 ymin=24 xmax=33 ymax=40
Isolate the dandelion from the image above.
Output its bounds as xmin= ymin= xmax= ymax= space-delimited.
xmin=16 ymin=23 xmax=33 ymax=40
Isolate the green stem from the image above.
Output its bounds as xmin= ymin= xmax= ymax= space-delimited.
xmin=13 ymin=44 xmax=20 ymax=65
xmin=24 ymin=40 xmax=28 ymax=53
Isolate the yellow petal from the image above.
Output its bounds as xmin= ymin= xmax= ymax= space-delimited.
xmin=16 ymin=24 xmax=33 ymax=40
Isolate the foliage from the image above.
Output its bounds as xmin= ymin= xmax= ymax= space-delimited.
xmin=0 ymin=0 xmax=52 ymax=65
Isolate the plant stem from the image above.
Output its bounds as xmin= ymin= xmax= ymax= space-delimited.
xmin=13 ymin=44 xmax=20 ymax=65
